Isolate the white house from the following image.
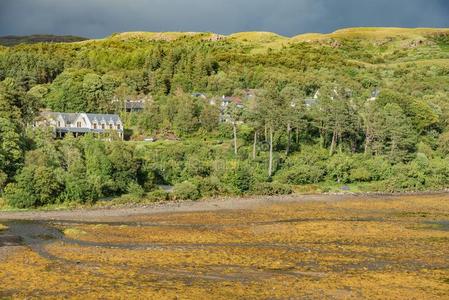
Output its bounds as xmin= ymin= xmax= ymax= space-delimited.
xmin=36 ymin=112 xmax=124 ymax=139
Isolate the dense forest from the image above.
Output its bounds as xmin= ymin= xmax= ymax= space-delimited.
xmin=2 ymin=28 xmax=449 ymax=208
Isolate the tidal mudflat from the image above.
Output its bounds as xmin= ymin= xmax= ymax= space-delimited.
xmin=0 ymin=194 xmax=448 ymax=299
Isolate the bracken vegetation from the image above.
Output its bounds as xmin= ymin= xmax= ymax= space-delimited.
xmin=2 ymin=28 xmax=449 ymax=207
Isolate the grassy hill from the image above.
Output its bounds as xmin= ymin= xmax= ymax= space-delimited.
xmin=3 ymin=27 xmax=449 ymax=206
xmin=3 ymin=28 xmax=448 ymax=47
xmin=98 ymin=27 xmax=449 ymax=56
xmin=293 ymin=27 xmax=449 ymax=41
xmin=0 ymin=34 xmax=88 ymax=46
xmin=103 ymin=27 xmax=449 ymax=44
xmin=107 ymin=31 xmax=226 ymax=42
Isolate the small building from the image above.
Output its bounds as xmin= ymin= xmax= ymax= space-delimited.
xmin=124 ymin=100 xmax=145 ymax=113
xmin=112 ymin=95 xmax=150 ymax=113
xmin=219 ymin=96 xmax=245 ymax=123
xmin=221 ymin=96 xmax=244 ymax=109
xmin=35 ymin=112 xmax=124 ymax=139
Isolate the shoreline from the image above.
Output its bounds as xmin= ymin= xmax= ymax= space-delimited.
xmin=1 ymin=191 xmax=449 ymax=222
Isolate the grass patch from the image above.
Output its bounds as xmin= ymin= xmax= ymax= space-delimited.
xmin=0 ymin=197 xmax=8 ymax=210
xmin=63 ymin=228 xmax=87 ymax=238
xmin=107 ymin=32 xmax=218 ymax=42
xmin=229 ymin=32 xmax=288 ymax=43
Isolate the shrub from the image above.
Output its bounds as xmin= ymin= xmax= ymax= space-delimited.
xmin=0 ymin=171 xmax=7 ymax=192
xmin=146 ymin=189 xmax=170 ymax=202
xmin=350 ymin=167 xmax=372 ymax=182
xmin=221 ymin=161 xmax=255 ymax=194
xmin=182 ymin=157 xmax=211 ymax=179
xmin=438 ymin=131 xmax=449 ymax=155
xmin=362 ymin=156 xmax=392 ymax=181
xmin=173 ymin=181 xmax=201 ymax=200
xmin=5 ymin=164 xmax=64 ymax=208
xmin=251 ymin=182 xmax=293 ymax=196
xmin=424 ymin=158 xmax=449 ymax=189
xmin=327 ymin=154 xmax=354 ymax=184
xmin=277 ymin=164 xmax=326 ymax=184
xmin=195 ymin=176 xmax=227 ymax=197
xmin=4 ymin=183 xmax=37 ymax=209
xmin=274 ymin=146 xmax=328 ymax=184
xmin=127 ymin=182 xmax=145 ymax=199
xmin=417 ymin=142 xmax=434 ymax=159
xmin=218 ymin=123 xmax=233 ymax=139
xmin=388 ymin=162 xmax=426 ymax=191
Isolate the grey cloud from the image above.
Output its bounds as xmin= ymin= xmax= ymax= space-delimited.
xmin=0 ymin=0 xmax=448 ymax=38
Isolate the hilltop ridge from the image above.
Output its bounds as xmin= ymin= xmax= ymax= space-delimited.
xmin=2 ymin=28 xmax=449 ymax=47
xmin=0 ymin=34 xmax=88 ymax=46
xmin=104 ymin=27 xmax=449 ymax=43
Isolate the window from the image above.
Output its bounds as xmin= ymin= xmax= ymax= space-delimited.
xmin=77 ymin=122 xmax=82 ymax=128
xmin=101 ymin=124 xmax=105 ymax=130
xmin=57 ymin=121 xmax=61 ymax=127
xmin=93 ymin=123 xmax=97 ymax=129
xmin=117 ymin=124 xmax=121 ymax=130
xmin=109 ymin=124 xmax=113 ymax=130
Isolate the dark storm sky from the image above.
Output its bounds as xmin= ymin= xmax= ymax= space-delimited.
xmin=1 ymin=0 xmax=449 ymax=38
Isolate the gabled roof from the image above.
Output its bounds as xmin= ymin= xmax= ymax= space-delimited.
xmin=41 ymin=112 xmax=122 ymax=125
xmin=42 ymin=112 xmax=78 ymax=124
xmin=85 ymin=113 xmax=122 ymax=124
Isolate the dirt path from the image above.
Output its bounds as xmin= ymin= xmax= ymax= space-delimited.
xmin=0 ymin=192 xmax=447 ymax=222
xmin=0 ymin=194 xmax=369 ymax=222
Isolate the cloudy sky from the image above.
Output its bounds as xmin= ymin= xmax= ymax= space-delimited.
xmin=1 ymin=0 xmax=449 ymax=38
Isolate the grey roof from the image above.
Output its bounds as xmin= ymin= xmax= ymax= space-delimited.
xmin=43 ymin=112 xmax=121 ymax=125
xmin=125 ymin=101 xmax=145 ymax=110
xmin=60 ymin=113 xmax=78 ymax=124
xmin=43 ymin=112 xmax=78 ymax=124
xmin=85 ymin=113 xmax=122 ymax=124
xmin=40 ymin=112 xmax=123 ymax=132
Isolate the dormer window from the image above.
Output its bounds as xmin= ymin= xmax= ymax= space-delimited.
xmin=117 ymin=124 xmax=121 ymax=130
xmin=57 ymin=121 xmax=61 ymax=127
xmin=109 ymin=124 xmax=113 ymax=130
xmin=93 ymin=123 xmax=97 ymax=129
xmin=101 ymin=124 xmax=106 ymax=130
xmin=77 ymin=121 xmax=82 ymax=128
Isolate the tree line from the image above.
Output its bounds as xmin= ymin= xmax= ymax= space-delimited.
xmin=1 ymin=33 xmax=449 ymax=207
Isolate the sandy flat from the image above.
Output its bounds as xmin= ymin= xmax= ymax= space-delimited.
xmin=0 ymin=192 xmax=446 ymax=222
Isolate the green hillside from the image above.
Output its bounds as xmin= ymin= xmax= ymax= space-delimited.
xmin=2 ymin=27 xmax=449 ymax=208
xmin=0 ymin=34 xmax=88 ymax=46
